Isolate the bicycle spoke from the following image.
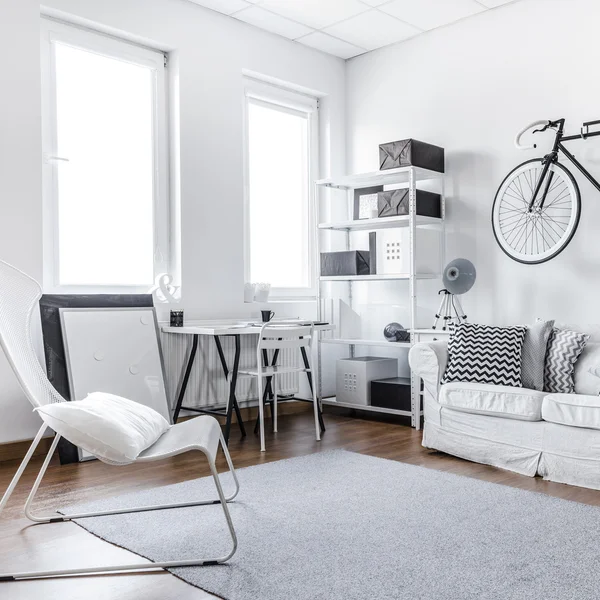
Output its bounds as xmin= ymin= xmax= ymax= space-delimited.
xmin=502 ymin=214 xmax=527 ymax=245
xmin=508 ymin=180 xmax=528 ymax=205
xmin=501 ymin=197 xmax=528 ymax=211
xmin=536 ymin=217 xmax=553 ymax=253
xmin=544 ymin=191 xmax=570 ymax=209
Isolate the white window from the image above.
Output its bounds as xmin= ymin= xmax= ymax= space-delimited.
xmin=244 ymin=79 xmax=318 ymax=298
xmin=41 ymin=19 xmax=169 ymax=291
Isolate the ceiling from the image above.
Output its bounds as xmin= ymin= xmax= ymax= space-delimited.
xmin=187 ymin=0 xmax=519 ymax=59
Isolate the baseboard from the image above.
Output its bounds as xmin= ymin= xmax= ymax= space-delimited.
xmin=0 ymin=401 xmax=312 ymax=463
xmin=0 ymin=437 xmax=55 ymax=464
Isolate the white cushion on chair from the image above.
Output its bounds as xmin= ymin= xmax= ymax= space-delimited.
xmin=35 ymin=392 xmax=171 ymax=464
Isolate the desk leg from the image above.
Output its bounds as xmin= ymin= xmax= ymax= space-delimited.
xmin=300 ymin=346 xmax=326 ymax=433
xmin=173 ymin=335 xmax=199 ymax=423
xmin=216 ymin=334 xmax=244 ymax=445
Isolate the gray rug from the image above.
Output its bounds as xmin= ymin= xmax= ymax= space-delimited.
xmin=62 ymin=450 xmax=600 ymax=600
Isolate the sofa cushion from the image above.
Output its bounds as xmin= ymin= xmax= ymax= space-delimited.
xmin=441 ymin=323 xmax=527 ymax=387
xmin=522 ymin=319 xmax=554 ymax=391
xmin=439 ymin=382 xmax=546 ymax=421
xmin=544 ymin=327 xmax=589 ymax=393
xmin=542 ymin=394 xmax=600 ymax=430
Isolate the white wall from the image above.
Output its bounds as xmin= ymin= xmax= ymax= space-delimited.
xmin=346 ymin=0 xmax=600 ymax=327
xmin=0 ymin=0 xmax=45 ymax=443
xmin=0 ymin=0 xmax=346 ymax=443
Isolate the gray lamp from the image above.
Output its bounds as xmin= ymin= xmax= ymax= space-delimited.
xmin=432 ymin=258 xmax=476 ymax=330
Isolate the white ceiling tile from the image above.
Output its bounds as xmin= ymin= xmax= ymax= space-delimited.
xmin=256 ymin=0 xmax=369 ymax=30
xmin=187 ymin=0 xmax=251 ymax=15
xmin=324 ymin=10 xmax=421 ymax=51
xmin=476 ymin=0 xmax=517 ymax=6
xmin=380 ymin=0 xmax=484 ymax=31
xmin=297 ymin=31 xmax=365 ymax=59
xmin=234 ymin=6 xmax=313 ymax=39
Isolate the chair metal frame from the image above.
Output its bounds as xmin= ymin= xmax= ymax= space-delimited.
xmin=236 ymin=323 xmax=321 ymax=452
xmin=0 ymin=260 xmax=240 ymax=582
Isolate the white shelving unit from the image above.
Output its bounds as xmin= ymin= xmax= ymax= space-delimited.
xmin=315 ymin=165 xmax=445 ymax=430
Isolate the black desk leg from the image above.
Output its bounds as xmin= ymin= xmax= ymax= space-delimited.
xmin=219 ymin=334 xmax=244 ymax=445
xmin=173 ymin=334 xmax=199 ymax=423
xmin=255 ymin=348 xmax=279 ymax=434
xmin=214 ymin=336 xmax=246 ymax=439
xmin=300 ymin=346 xmax=326 ymax=433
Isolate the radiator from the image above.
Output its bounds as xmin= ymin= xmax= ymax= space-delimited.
xmin=159 ymin=331 xmax=300 ymax=411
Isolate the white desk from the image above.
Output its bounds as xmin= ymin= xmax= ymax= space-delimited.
xmin=162 ymin=321 xmax=334 ymax=444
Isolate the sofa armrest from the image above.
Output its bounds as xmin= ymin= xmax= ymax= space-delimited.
xmin=408 ymin=341 xmax=448 ymax=399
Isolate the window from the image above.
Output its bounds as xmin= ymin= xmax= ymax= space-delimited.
xmin=41 ymin=19 xmax=169 ymax=291
xmin=244 ymin=79 xmax=318 ymax=297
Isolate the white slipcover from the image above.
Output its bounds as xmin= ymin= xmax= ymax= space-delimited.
xmin=439 ymin=382 xmax=545 ymax=421
xmin=542 ymin=393 xmax=600 ymax=430
xmin=409 ymin=340 xmax=600 ymax=490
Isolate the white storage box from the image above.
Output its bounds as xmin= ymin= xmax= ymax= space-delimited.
xmin=336 ymin=356 xmax=398 ymax=406
xmin=369 ymin=229 xmax=440 ymax=275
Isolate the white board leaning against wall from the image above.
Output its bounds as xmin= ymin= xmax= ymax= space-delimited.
xmin=60 ymin=307 xmax=171 ymax=460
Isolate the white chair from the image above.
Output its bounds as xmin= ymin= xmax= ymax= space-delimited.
xmin=0 ymin=260 xmax=239 ymax=582
xmin=236 ymin=323 xmax=321 ymax=452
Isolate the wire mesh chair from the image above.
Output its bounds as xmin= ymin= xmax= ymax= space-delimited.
xmin=0 ymin=260 xmax=239 ymax=582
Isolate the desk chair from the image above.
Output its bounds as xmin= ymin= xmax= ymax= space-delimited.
xmin=236 ymin=323 xmax=321 ymax=452
xmin=0 ymin=260 xmax=239 ymax=582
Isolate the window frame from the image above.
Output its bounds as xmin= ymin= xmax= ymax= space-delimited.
xmin=40 ymin=18 xmax=170 ymax=293
xmin=242 ymin=78 xmax=319 ymax=300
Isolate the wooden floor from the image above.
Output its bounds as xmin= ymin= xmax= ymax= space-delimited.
xmin=2 ymin=409 xmax=600 ymax=600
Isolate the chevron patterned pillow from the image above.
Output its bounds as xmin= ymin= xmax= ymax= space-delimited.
xmin=441 ymin=323 xmax=527 ymax=387
xmin=544 ymin=328 xmax=589 ymax=393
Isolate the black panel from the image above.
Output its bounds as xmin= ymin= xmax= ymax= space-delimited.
xmin=370 ymin=377 xmax=413 ymax=411
xmin=39 ymin=294 xmax=154 ymax=464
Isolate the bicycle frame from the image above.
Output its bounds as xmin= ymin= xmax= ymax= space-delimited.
xmin=529 ymin=118 xmax=600 ymax=211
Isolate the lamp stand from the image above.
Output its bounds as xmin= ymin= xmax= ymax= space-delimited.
xmin=432 ymin=289 xmax=468 ymax=330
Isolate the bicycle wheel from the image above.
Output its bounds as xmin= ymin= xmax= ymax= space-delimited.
xmin=492 ymin=159 xmax=580 ymax=264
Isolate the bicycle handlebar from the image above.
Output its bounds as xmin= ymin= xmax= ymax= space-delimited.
xmin=514 ymin=120 xmax=551 ymax=150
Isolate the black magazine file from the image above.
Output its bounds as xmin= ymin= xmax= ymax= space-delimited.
xmin=39 ymin=294 xmax=154 ymax=464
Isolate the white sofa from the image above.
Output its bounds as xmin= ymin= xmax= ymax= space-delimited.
xmin=409 ymin=339 xmax=600 ymax=490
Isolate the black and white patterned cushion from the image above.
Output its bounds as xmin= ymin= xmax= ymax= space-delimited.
xmin=442 ymin=323 xmax=527 ymax=387
xmin=521 ymin=320 xmax=554 ymax=391
xmin=544 ymin=328 xmax=589 ymax=393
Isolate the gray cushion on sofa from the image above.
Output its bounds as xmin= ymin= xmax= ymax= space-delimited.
xmin=544 ymin=327 xmax=589 ymax=393
xmin=521 ymin=320 xmax=554 ymax=391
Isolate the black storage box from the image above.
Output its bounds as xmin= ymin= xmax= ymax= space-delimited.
xmin=370 ymin=377 xmax=419 ymax=411
xmin=379 ymin=139 xmax=445 ymax=173
xmin=320 ymin=251 xmax=370 ymax=276
xmin=378 ymin=189 xmax=441 ymax=219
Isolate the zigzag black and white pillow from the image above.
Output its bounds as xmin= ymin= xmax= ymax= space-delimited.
xmin=544 ymin=328 xmax=589 ymax=393
xmin=442 ymin=323 xmax=527 ymax=387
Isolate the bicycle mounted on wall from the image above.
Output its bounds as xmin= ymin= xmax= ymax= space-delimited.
xmin=492 ymin=118 xmax=600 ymax=264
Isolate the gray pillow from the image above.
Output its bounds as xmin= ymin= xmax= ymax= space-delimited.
xmin=544 ymin=327 xmax=589 ymax=393
xmin=521 ymin=320 xmax=554 ymax=390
